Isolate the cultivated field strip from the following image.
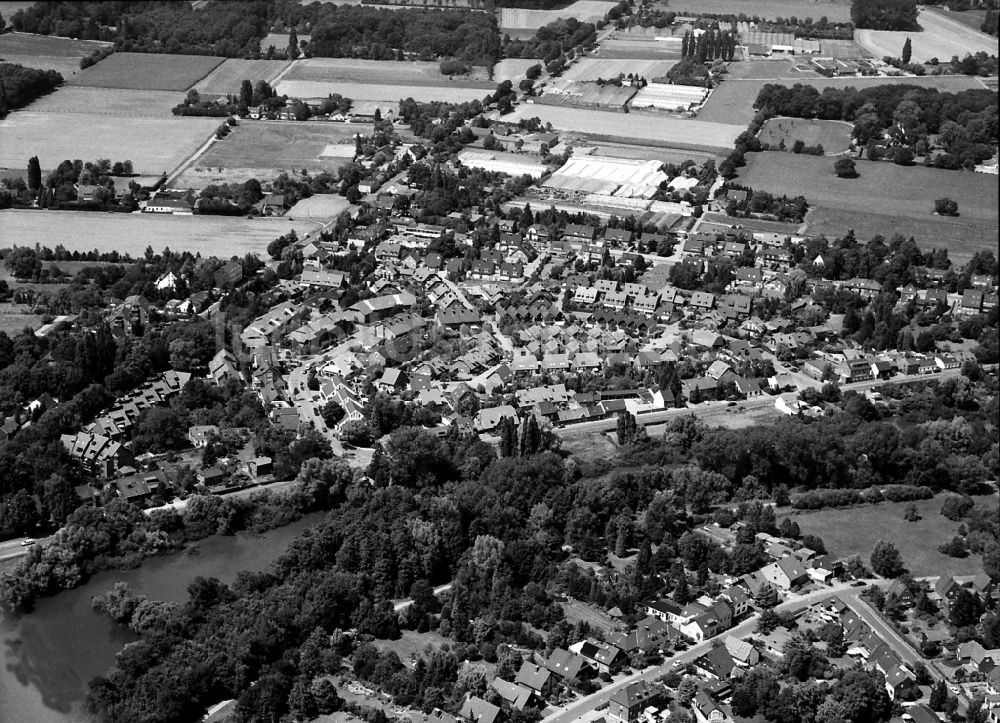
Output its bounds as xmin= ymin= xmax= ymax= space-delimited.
xmin=66 ymin=52 xmax=225 ymax=91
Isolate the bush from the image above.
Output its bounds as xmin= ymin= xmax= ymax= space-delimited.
xmin=941 ymin=495 xmax=975 ymax=521
xmin=934 ymin=198 xmax=959 ymax=216
xmin=834 ymin=158 xmax=857 ymax=178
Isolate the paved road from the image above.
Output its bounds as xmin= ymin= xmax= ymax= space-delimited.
xmin=542 ymin=582 xmax=871 ymax=723
xmin=0 ymin=536 xmax=53 ymax=563
xmin=392 ymin=582 xmax=454 ymax=612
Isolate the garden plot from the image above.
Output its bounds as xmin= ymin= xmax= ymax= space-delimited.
xmin=19 ymin=87 xmax=181 ymax=117
xmin=66 ymin=52 xmax=224 ymax=91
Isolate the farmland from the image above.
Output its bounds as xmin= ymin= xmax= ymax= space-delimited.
xmin=282 ymin=58 xmax=493 ymax=88
xmin=0 ymin=111 xmax=219 ymax=176
xmin=499 ymin=0 xmax=616 ymax=30
xmin=508 ymin=104 xmax=744 ymax=151
xmin=0 ymin=31 xmax=111 ymax=77
xmin=664 ymin=0 xmax=852 ymax=22
xmin=276 ymin=79 xmax=489 ymax=104
xmin=855 ymin=8 xmax=999 ymax=63
xmin=736 ymin=153 xmax=999 ymax=263
xmin=0 ymin=209 xmax=326 ymax=258
xmin=562 ymin=57 xmax=676 ymax=82
xmin=66 ymin=52 xmax=224 ymax=91
xmin=698 ymin=72 xmax=989 ymax=126
xmin=757 ymin=117 xmax=853 ymax=154
xmin=591 ymin=38 xmax=683 ymax=60
xmin=193 ymin=59 xmax=291 ymax=97
xmin=18 ymin=87 xmax=181 ymax=118
xmin=179 ymin=121 xmax=373 ymax=187
xmin=781 ymin=494 xmax=998 ymax=577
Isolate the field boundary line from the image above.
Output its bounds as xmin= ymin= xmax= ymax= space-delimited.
xmin=182 ymin=56 xmax=227 ymax=93
xmin=165 ymin=131 xmax=220 ymax=187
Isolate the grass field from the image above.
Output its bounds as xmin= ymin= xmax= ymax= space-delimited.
xmin=373 ymin=630 xmax=453 ymax=664
xmin=563 ymin=57 xmax=676 ymax=82
xmin=188 ymin=121 xmax=371 ymax=180
xmin=591 ymin=142 xmax=721 ymax=165
xmin=930 ymin=7 xmax=988 ymax=32
xmin=67 ymin=52 xmax=224 ymax=91
xmin=736 ymin=153 xmax=999 ymax=262
xmin=0 ymin=31 xmax=111 ymax=77
xmin=493 ymin=58 xmax=542 ymax=84
xmin=276 ymin=79 xmax=489 ymax=104
xmin=698 ymin=72 xmax=988 ymax=126
xmin=0 ymin=313 xmax=45 ymax=335
xmin=562 ymin=599 xmax=615 ymax=633
xmin=856 ymin=9 xmax=999 ymax=63
xmin=0 ymin=111 xmax=219 ymax=175
xmin=286 ymin=195 xmax=356 ymax=218
xmin=757 ymin=117 xmax=853 ymax=154
xmin=193 ymin=58 xmax=291 ymax=96
xmin=283 ymin=57 xmax=493 ymax=88
xmin=19 ymin=86 xmax=182 ymax=117
xmin=592 ymin=38 xmax=684 ymax=60
xmin=663 ymin=0 xmax=852 ymax=22
xmin=0 ymin=209 xmax=326 ymax=257
xmin=509 ymin=104 xmax=743 ymax=150
xmin=780 ymin=494 xmax=998 ymax=577
xmin=500 ymin=0 xmax=616 ymax=29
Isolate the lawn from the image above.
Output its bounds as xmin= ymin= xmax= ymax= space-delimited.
xmin=0 ymin=209 xmax=326 ymax=258
xmin=856 ymin=8 xmax=998 ymax=63
xmin=0 ymin=312 xmax=45 ymax=335
xmin=507 ymin=104 xmax=744 ymax=151
xmin=189 ymin=121 xmax=372 ymax=180
xmin=735 ymin=152 xmax=999 ymax=261
xmin=591 ymin=38 xmax=684 ymax=60
xmin=19 ymin=86 xmax=181 ymax=117
xmin=663 ymin=0 xmax=852 ymax=22
xmin=757 ymin=117 xmax=853 ymax=154
xmin=562 ymin=599 xmax=615 ymax=633
xmin=373 ymin=630 xmax=453 ymax=665
xmin=780 ymin=494 xmax=998 ymax=577
xmin=493 ymin=58 xmax=541 ymax=84
xmin=66 ymin=52 xmax=224 ymax=91
xmin=283 ymin=57 xmax=493 ymax=88
xmin=0 ymin=31 xmax=111 ymax=77
xmin=0 ymin=111 xmax=219 ymax=175
xmin=193 ymin=58 xmax=291 ymax=96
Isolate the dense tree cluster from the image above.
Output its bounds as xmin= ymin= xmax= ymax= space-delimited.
xmin=754 ymin=83 xmax=998 ymax=169
xmin=850 ymin=0 xmax=918 ymax=30
xmin=0 ymin=62 xmax=62 ymax=117
xmin=503 ymin=16 xmax=597 ymax=61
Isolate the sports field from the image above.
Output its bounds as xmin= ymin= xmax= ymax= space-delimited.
xmin=0 ymin=209 xmax=325 ymax=258
xmin=781 ymin=494 xmax=997 ymax=577
xmin=282 ymin=58 xmax=493 ymax=88
xmin=508 ymin=104 xmax=744 ymax=150
xmin=285 ymin=195 xmax=356 ymax=219
xmin=0 ymin=31 xmax=111 ymax=77
xmin=666 ymin=0 xmax=852 ymax=22
xmin=698 ymin=72 xmax=988 ymax=126
xmin=276 ymin=79 xmax=489 ymax=104
xmin=185 ymin=121 xmax=372 ymax=184
xmin=67 ymin=52 xmax=224 ymax=91
xmin=737 ymin=153 xmax=999 ymax=263
xmin=499 ymin=0 xmax=616 ymax=30
xmin=19 ymin=87 xmax=181 ymax=117
xmin=856 ymin=8 xmax=999 ymax=63
xmin=193 ymin=59 xmax=291 ymax=96
xmin=0 ymin=112 xmax=219 ymax=176
xmin=757 ymin=117 xmax=853 ymax=154
xmin=562 ymin=58 xmax=676 ymax=82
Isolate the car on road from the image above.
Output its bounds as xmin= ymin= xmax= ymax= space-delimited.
xmin=20 ymin=538 xmax=35 ymax=546
xmin=851 ymin=581 xmax=865 ymax=587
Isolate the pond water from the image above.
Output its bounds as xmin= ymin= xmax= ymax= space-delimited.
xmin=0 ymin=512 xmax=326 ymax=722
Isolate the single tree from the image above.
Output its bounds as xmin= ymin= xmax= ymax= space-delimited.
xmin=287 ymin=27 xmax=300 ymax=60
xmin=870 ymin=540 xmax=906 ymax=578
xmin=902 ymin=37 xmax=912 ymax=64
xmin=934 ymin=197 xmax=959 ymax=216
xmin=27 ymin=155 xmax=42 ymax=191
xmin=834 ymin=157 xmax=857 ymax=178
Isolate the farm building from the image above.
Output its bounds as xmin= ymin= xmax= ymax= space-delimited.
xmin=630 ymin=82 xmax=709 ymax=111
xmin=740 ymin=25 xmax=822 ymax=55
xmin=457 ymin=150 xmax=547 ymax=179
xmin=543 ymin=156 xmax=668 ymax=198
xmin=544 ymin=80 xmax=636 ymax=109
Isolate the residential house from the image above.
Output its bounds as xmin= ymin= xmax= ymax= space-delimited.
xmin=935 ymin=575 xmax=962 ymax=613
xmin=692 ymin=690 xmax=730 ymax=723
xmin=762 ymin=557 xmax=808 ymax=591
xmin=608 ymin=681 xmax=662 ymax=723
xmin=545 ymin=648 xmax=585 ymax=682
xmin=575 ymin=638 xmax=625 ymax=675
xmin=724 ymin=636 xmax=759 ymax=667
xmin=188 ymin=424 xmax=219 ymax=447
xmin=458 ymin=696 xmax=502 ymax=723
xmin=514 ymin=661 xmax=557 ymax=697
xmin=490 ymin=679 xmax=535 ymax=711
xmin=473 ymin=405 xmax=517 ymax=434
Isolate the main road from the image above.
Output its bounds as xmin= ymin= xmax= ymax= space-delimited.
xmin=541 ymin=582 xmax=872 ymax=723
